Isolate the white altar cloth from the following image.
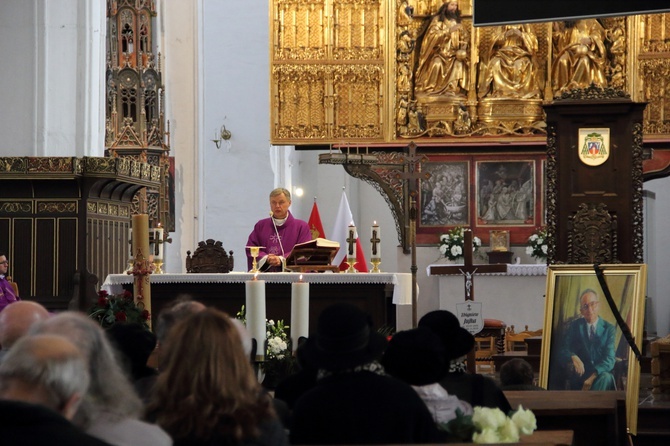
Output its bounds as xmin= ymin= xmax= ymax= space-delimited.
xmin=427 ymin=263 xmax=548 ymax=331
xmin=101 ymin=272 xmax=413 ymax=305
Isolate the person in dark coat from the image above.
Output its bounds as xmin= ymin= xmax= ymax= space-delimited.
xmin=419 ymin=310 xmax=512 ymax=413
xmin=290 ymin=303 xmax=448 ymax=445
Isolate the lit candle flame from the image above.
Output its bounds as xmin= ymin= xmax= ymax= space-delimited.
xmin=299 ymin=274 xmax=303 ymax=282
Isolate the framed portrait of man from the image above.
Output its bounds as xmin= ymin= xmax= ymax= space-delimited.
xmin=539 ymin=264 xmax=647 ymax=434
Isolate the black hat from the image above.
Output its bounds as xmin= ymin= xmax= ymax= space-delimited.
xmin=382 ymin=327 xmax=447 ymax=386
xmin=418 ymin=310 xmax=474 ymax=362
xmin=303 ymin=303 xmax=387 ymax=372
xmin=106 ymin=323 xmax=157 ymax=381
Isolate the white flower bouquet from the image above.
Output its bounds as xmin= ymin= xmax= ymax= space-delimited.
xmin=525 ymin=227 xmax=548 ymax=260
xmin=440 ymin=405 xmax=537 ymax=443
xmin=438 ymin=226 xmax=482 ymax=261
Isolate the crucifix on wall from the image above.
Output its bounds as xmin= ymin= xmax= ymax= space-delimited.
xmin=429 ymin=230 xmax=508 ymax=372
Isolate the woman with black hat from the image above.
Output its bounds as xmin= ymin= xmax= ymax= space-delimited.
xmin=419 ymin=310 xmax=512 ymax=413
xmin=382 ymin=327 xmax=473 ymax=424
xmin=290 ymin=303 xmax=448 ymax=445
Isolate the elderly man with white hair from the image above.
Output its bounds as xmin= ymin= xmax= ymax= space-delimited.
xmin=0 ymin=300 xmax=50 ymax=359
xmin=0 ymin=334 xmax=111 ymax=445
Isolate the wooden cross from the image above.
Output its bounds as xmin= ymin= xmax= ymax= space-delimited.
xmin=429 ymin=230 xmax=507 ymax=372
xmin=429 ymin=230 xmax=507 ymax=301
xmin=396 ymin=142 xmax=431 ymax=327
xmin=370 ymin=228 xmax=380 ymax=257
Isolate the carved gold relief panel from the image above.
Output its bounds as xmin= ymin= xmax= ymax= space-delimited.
xmin=271 ymin=2 xmax=670 ymax=144
xmin=271 ymin=0 xmax=385 ymax=143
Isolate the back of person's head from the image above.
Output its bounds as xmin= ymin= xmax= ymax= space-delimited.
xmin=30 ymin=311 xmax=142 ymax=427
xmin=106 ymin=322 xmax=157 ymax=382
xmin=155 ymin=298 xmax=206 ymax=345
xmin=0 ymin=300 xmax=50 ymax=349
xmin=381 ymin=327 xmax=447 ymax=386
xmin=0 ymin=334 xmax=89 ymax=420
xmin=499 ymin=358 xmax=535 ymax=387
xmin=149 ymin=307 xmax=272 ymax=442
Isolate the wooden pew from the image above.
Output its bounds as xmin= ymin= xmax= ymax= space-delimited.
xmin=504 ymin=391 xmax=628 ymax=446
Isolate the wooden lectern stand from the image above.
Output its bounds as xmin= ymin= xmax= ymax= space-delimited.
xmin=285 ymin=239 xmax=340 ymax=273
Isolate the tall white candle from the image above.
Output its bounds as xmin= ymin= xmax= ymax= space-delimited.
xmin=371 ymin=221 xmax=381 ymax=259
xmin=245 ymin=276 xmax=266 ymax=360
xmin=291 ymin=275 xmax=310 ymax=351
xmin=347 ymin=224 xmax=356 ymax=260
xmin=154 ymin=227 xmax=164 ymax=260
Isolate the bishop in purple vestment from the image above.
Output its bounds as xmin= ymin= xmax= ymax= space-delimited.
xmin=0 ymin=253 xmax=19 ymax=313
xmin=246 ymin=188 xmax=312 ymax=272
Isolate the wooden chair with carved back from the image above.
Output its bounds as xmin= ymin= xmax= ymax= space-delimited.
xmin=506 ymin=325 xmax=543 ymax=352
xmin=186 ymin=239 xmax=234 ymax=273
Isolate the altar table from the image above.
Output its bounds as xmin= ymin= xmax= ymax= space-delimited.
xmin=102 ymin=272 xmax=412 ymax=332
xmin=427 ymin=263 xmax=548 ymax=332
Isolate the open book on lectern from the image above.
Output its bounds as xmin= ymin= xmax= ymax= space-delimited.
xmin=285 ymin=238 xmax=340 ymax=267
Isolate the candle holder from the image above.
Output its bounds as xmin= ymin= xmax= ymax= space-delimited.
xmin=345 ymin=257 xmax=358 ymax=273
xmin=247 ymin=246 xmax=263 ymax=274
xmin=370 ymin=258 xmax=381 ymax=273
xmin=153 ymin=259 xmax=164 ymax=274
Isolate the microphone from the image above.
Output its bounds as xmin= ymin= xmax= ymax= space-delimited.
xmin=270 ymin=211 xmax=286 ymax=257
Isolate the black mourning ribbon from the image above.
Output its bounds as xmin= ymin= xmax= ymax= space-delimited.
xmin=593 ymin=263 xmax=642 ymax=363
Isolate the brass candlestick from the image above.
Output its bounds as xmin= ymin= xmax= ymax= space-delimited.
xmin=247 ymin=246 xmax=263 ymax=273
xmin=370 ymin=258 xmax=381 ymax=273
xmin=345 ymin=256 xmax=358 ymax=273
xmin=153 ymin=259 xmax=164 ymax=274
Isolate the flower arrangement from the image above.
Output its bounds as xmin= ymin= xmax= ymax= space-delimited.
xmin=438 ymin=226 xmax=482 ymax=261
xmin=236 ymin=306 xmax=296 ymax=388
xmin=526 ymin=227 xmax=548 ymax=260
xmin=440 ymin=406 xmax=537 ymax=444
xmin=88 ymin=290 xmax=150 ymax=330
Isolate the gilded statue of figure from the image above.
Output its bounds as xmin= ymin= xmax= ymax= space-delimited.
xmin=415 ymin=1 xmax=469 ymax=98
xmin=552 ymin=19 xmax=607 ymax=94
xmin=478 ymin=25 xmax=541 ymax=99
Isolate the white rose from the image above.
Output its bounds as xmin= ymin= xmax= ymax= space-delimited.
xmin=498 ymin=417 xmax=520 ymax=443
xmin=267 ymin=320 xmax=275 ymax=326
xmin=529 ymin=234 xmax=538 ymax=241
xmin=439 ymin=244 xmax=448 ymax=255
xmin=525 ymin=246 xmax=534 ymax=255
xmin=473 ymin=407 xmax=507 ymax=430
xmin=541 ymin=245 xmax=548 ymax=254
xmin=441 ymin=234 xmax=450 ymax=241
xmin=473 ymin=428 xmax=500 ymax=444
xmin=511 ymin=406 xmax=537 ymax=435
xmin=473 ymin=236 xmax=481 ymax=247
xmin=451 ymin=245 xmax=463 ymax=256
xmin=536 ymin=237 xmax=543 ymax=244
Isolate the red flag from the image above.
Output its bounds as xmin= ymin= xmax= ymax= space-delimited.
xmin=307 ymin=200 xmax=326 ymax=239
xmin=331 ymin=191 xmax=368 ymax=272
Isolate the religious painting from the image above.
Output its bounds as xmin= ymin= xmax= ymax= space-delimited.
xmin=475 ymin=160 xmax=535 ymax=227
xmin=539 ymin=264 xmax=647 ymax=435
xmin=419 ymin=161 xmax=469 ymax=227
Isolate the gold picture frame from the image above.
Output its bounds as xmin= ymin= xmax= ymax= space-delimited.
xmin=539 ymin=264 xmax=647 ymax=434
xmin=489 ymin=230 xmax=510 ymax=252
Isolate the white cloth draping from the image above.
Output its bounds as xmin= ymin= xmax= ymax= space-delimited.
xmin=101 ymin=272 xmax=413 ymax=305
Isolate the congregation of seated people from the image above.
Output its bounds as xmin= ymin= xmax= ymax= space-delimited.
xmin=0 ymin=296 xmax=518 ymax=445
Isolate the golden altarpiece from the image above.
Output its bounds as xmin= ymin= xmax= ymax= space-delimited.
xmin=270 ymin=0 xmax=670 ymax=257
xmin=0 ymin=0 xmax=170 ymax=310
